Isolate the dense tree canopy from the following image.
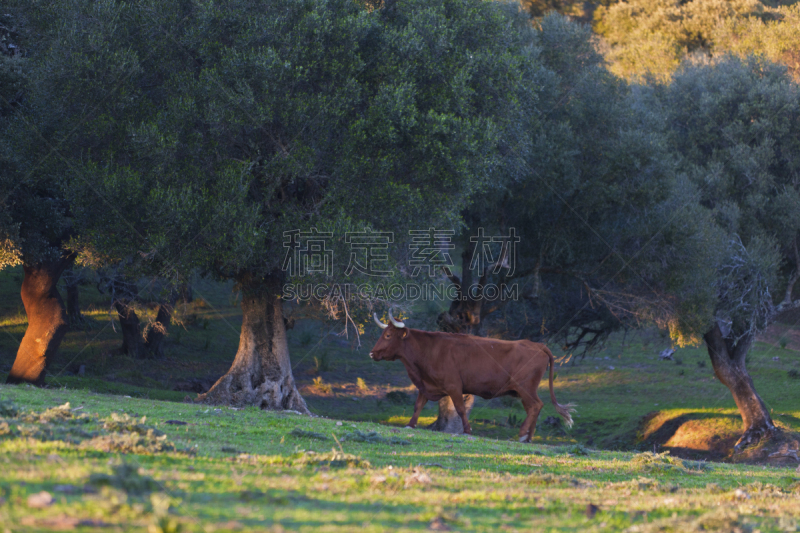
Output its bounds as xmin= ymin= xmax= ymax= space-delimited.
xmin=13 ymin=0 xmax=548 ymax=407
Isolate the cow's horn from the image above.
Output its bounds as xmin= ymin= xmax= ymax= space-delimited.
xmin=388 ymin=309 xmax=405 ymax=328
xmin=373 ymin=312 xmax=388 ymax=330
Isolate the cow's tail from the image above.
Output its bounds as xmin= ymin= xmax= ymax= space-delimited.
xmin=545 ymin=346 xmax=576 ymax=428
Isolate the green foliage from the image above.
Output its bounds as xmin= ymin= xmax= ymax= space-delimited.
xmin=483 ymin=14 xmax=714 ymax=353
xmin=38 ymin=0 xmax=543 ymax=292
xmin=0 ymin=397 xmax=19 ymax=417
xmin=658 ymin=55 xmax=800 ymax=340
xmin=386 ymin=390 xmax=413 ymax=405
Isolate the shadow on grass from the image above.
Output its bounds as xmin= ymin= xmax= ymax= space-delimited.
xmin=638 ymin=410 xmax=742 ymax=460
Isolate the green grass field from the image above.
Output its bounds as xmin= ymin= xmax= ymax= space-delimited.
xmin=2 ymin=386 xmax=800 ymax=532
xmin=2 ymin=267 xmax=800 ymax=531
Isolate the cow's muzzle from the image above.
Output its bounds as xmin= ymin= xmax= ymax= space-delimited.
xmin=369 ymin=352 xmax=374 ymax=360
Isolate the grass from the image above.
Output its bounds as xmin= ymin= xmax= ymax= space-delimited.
xmin=3 ymin=267 xmax=800 ymax=530
xmin=2 ymin=385 xmax=800 ymax=532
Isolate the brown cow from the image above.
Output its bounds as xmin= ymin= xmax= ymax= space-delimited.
xmin=370 ymin=311 xmax=574 ymax=442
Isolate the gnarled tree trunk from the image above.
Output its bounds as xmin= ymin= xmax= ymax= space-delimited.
xmin=144 ymin=301 xmax=174 ymax=359
xmin=428 ymin=395 xmax=475 ymax=433
xmin=114 ymin=299 xmax=144 ymax=358
xmin=197 ymin=274 xmax=308 ymax=413
xmin=704 ymin=323 xmax=776 ymax=450
xmin=7 ymin=256 xmax=73 ymax=385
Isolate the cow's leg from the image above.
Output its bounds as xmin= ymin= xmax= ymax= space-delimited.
xmin=518 ymin=392 xmax=544 ymax=443
xmin=406 ymin=391 xmax=427 ymax=428
xmin=449 ymin=393 xmax=473 ymax=434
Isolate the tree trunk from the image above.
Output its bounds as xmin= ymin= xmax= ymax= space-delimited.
xmin=703 ymin=323 xmax=776 ymax=450
xmin=197 ymin=274 xmax=309 ymax=413
xmin=66 ymin=282 xmax=83 ymax=325
xmin=7 ymin=256 xmax=73 ymax=385
xmin=144 ymin=299 xmax=175 ymax=359
xmin=114 ymin=300 xmax=144 ymax=358
xmin=430 ymin=248 xmax=482 ymax=432
xmin=427 ymin=395 xmax=475 ymax=434
xmin=179 ymin=283 xmax=193 ymax=304
xmin=63 ymin=267 xmax=85 ymax=327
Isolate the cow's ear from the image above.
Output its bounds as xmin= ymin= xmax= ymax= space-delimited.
xmin=401 ymin=330 xmax=408 ymax=339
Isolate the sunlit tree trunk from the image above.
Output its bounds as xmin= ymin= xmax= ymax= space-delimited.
xmin=7 ymin=256 xmax=73 ymax=384
xmin=198 ymin=273 xmax=308 ymax=412
xmin=703 ymin=323 xmax=776 ymax=450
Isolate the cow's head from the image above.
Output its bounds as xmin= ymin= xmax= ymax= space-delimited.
xmin=369 ymin=310 xmax=408 ymax=361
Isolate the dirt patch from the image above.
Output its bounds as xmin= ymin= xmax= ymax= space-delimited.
xmin=758 ymin=321 xmax=800 ymax=351
xmin=633 ymin=410 xmax=800 ymax=466
xmin=635 ymin=410 xmax=741 ymax=461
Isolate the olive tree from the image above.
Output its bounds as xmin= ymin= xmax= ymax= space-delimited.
xmin=429 ymin=14 xmax=718 ymax=431
xmin=1 ymin=6 xmax=78 ymax=384
xmin=659 ymin=56 xmax=800 ymax=448
xmin=61 ymin=0 xmax=546 ymax=411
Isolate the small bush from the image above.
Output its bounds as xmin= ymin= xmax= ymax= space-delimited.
xmin=684 ymin=460 xmax=714 ymax=472
xmin=386 ymin=390 xmax=412 ymax=405
xmin=289 ymin=449 xmax=369 ymax=468
xmin=788 ymin=369 xmax=800 ymax=380
xmin=289 ymin=428 xmax=330 ymax=441
xmin=298 ymin=329 xmax=314 ymax=347
xmin=500 ymin=396 xmax=520 ymax=408
xmin=356 ymin=377 xmax=368 ymax=391
xmin=0 ymin=398 xmax=19 ymax=417
xmin=89 ymin=463 xmax=161 ymax=494
xmin=104 ymin=413 xmax=164 ymax=436
xmin=779 ymin=337 xmax=789 ymax=349
xmin=312 ymin=353 xmax=331 ymax=373
xmin=630 ymin=452 xmax=687 ymax=473
xmin=341 ymin=430 xmax=410 ymax=446
xmin=81 ymin=431 xmax=175 ymax=454
xmin=527 ymin=472 xmax=585 ymax=487
xmin=560 ymin=444 xmax=591 ymax=456
xmin=312 ymin=376 xmax=332 ymax=394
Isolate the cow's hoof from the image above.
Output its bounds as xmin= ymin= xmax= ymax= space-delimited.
xmin=404 ymin=425 xmax=414 ymax=429
xmin=519 ymin=436 xmax=530 ymax=443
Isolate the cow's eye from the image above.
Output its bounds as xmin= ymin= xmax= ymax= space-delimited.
xmin=385 ymin=333 xmax=391 ymax=339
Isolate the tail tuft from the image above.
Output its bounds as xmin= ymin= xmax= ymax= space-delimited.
xmin=555 ymin=402 xmax=577 ymax=428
